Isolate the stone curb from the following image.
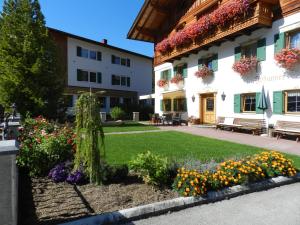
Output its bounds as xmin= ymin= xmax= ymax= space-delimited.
xmin=60 ymin=173 xmax=300 ymax=225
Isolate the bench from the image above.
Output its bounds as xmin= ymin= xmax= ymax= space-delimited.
xmin=274 ymin=120 xmax=300 ymax=142
xmin=216 ymin=117 xmax=242 ymax=130
xmin=234 ymin=118 xmax=266 ymax=135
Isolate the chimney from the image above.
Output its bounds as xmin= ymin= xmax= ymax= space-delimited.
xmin=101 ymin=39 xmax=108 ymax=45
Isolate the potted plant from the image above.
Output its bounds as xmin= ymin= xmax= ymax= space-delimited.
xmin=155 ymin=38 xmax=173 ymax=55
xmin=195 ymin=65 xmax=213 ymax=78
xmin=157 ymin=79 xmax=168 ymax=90
xmin=232 ymin=56 xmax=258 ymax=75
xmin=170 ymin=74 xmax=184 ymax=88
xmin=275 ymin=48 xmax=300 ymax=70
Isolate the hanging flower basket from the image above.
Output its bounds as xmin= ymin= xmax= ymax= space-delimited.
xmin=232 ymin=56 xmax=258 ymax=75
xmin=275 ymin=48 xmax=300 ymax=70
xmin=195 ymin=65 xmax=213 ymax=78
xmin=170 ymin=74 xmax=184 ymax=84
xmin=157 ymin=79 xmax=168 ymax=88
xmin=156 ymin=0 xmax=250 ymax=55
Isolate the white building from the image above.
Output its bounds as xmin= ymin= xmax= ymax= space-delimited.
xmin=129 ymin=0 xmax=300 ymax=126
xmin=49 ymin=28 xmax=153 ymax=114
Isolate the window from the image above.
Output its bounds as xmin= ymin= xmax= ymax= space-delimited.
xmin=77 ymin=69 xmax=89 ymax=81
xmin=77 ymin=46 xmax=89 ymax=58
xmin=286 ymin=91 xmax=300 ymax=113
xmin=90 ymin=72 xmax=96 ymax=82
xmin=241 ymin=42 xmax=257 ymax=58
xmin=242 ymin=94 xmax=256 ymax=112
xmin=198 ymin=54 xmax=218 ymax=72
xmin=127 ymin=77 xmax=131 ymax=87
xmin=97 ymin=72 xmax=102 ymax=83
xmin=97 ymin=51 xmax=102 ymax=61
xmin=287 ymin=30 xmax=300 ymax=49
xmin=121 ymin=76 xmax=126 ymax=86
xmin=112 ymin=55 xmax=121 ymax=64
xmin=161 ymin=70 xmax=170 ymax=80
xmin=173 ymin=98 xmax=187 ymax=112
xmin=127 ymin=59 xmax=131 ymax=67
xmin=89 ymin=51 xmax=97 ymax=60
xmin=112 ymin=75 xmax=121 ymax=85
xmin=163 ymin=99 xmax=171 ymax=112
xmin=98 ymin=97 xmax=106 ymax=108
xmin=121 ymin=58 xmax=127 ymax=66
xmin=63 ymin=95 xmax=73 ymax=108
xmin=110 ymin=97 xmax=120 ymax=108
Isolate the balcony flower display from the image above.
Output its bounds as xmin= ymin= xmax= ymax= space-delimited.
xmin=170 ymin=74 xmax=184 ymax=84
xmin=232 ymin=56 xmax=258 ymax=75
xmin=195 ymin=65 xmax=213 ymax=78
xmin=156 ymin=0 xmax=250 ymax=55
xmin=155 ymin=38 xmax=173 ymax=54
xmin=157 ymin=79 xmax=168 ymax=88
xmin=275 ymin=48 xmax=300 ymax=70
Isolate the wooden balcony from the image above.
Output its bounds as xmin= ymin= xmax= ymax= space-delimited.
xmin=154 ymin=0 xmax=277 ymax=66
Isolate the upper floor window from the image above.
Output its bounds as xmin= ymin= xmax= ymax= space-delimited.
xmin=77 ymin=46 xmax=101 ymax=61
xmin=112 ymin=75 xmax=130 ymax=87
xmin=161 ymin=69 xmax=171 ymax=80
xmin=77 ymin=69 xmax=102 ymax=83
xmin=288 ymin=30 xmax=300 ymax=49
xmin=90 ymin=72 xmax=96 ymax=82
xmin=77 ymin=69 xmax=89 ymax=81
xmin=90 ymin=51 xmax=97 ymax=60
xmin=286 ymin=91 xmax=300 ymax=113
xmin=198 ymin=54 xmax=218 ymax=72
xmin=241 ymin=42 xmax=257 ymax=58
xmin=112 ymin=55 xmax=131 ymax=67
xmin=77 ymin=47 xmax=89 ymax=58
xmin=97 ymin=72 xmax=102 ymax=84
xmin=242 ymin=93 xmax=256 ymax=112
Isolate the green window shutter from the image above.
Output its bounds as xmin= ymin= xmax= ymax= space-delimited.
xmin=257 ymin=38 xmax=266 ymax=61
xmin=273 ymin=91 xmax=284 ymax=114
xmin=173 ymin=66 xmax=177 ymax=76
xmin=198 ymin=59 xmax=204 ymax=69
xmin=274 ymin=33 xmax=285 ymax=54
xmin=256 ymin=92 xmax=263 ymax=114
xmin=182 ymin=64 xmax=188 ymax=78
xmin=234 ymin=46 xmax=241 ymax=62
xmin=234 ymin=94 xmax=241 ymax=113
xmin=167 ymin=69 xmax=172 ymax=80
xmin=160 ymin=100 xmax=163 ymax=111
xmin=173 ymin=99 xmax=178 ymax=111
xmin=160 ymin=71 xmax=163 ymax=79
xmin=183 ymin=98 xmax=187 ymax=111
xmin=212 ymin=54 xmax=218 ymax=72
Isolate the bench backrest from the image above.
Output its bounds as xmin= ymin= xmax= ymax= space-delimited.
xmin=234 ymin=118 xmax=265 ymax=128
xmin=275 ymin=120 xmax=300 ymax=130
xmin=217 ymin=117 xmax=225 ymax=123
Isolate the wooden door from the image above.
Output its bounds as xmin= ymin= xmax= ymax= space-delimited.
xmin=201 ymin=94 xmax=216 ymax=124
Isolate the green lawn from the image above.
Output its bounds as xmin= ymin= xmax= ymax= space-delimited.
xmin=105 ymin=131 xmax=300 ymax=169
xmin=102 ymin=122 xmax=159 ymax=133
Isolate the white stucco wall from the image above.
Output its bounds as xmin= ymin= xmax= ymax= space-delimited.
xmin=67 ymin=37 xmax=153 ymax=96
xmin=154 ymin=12 xmax=300 ymax=124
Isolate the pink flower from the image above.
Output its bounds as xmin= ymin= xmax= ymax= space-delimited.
xmin=195 ymin=66 xmax=213 ymax=78
xmin=157 ymin=79 xmax=168 ymax=88
xmin=170 ymin=74 xmax=184 ymax=84
xmin=232 ymin=56 xmax=257 ymax=75
xmin=275 ymin=48 xmax=300 ymax=70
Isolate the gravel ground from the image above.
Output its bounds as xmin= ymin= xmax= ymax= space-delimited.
xmin=18 ymin=174 xmax=178 ymax=225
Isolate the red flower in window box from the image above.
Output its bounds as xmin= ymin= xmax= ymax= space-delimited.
xmin=232 ymin=56 xmax=258 ymax=75
xmin=275 ymin=48 xmax=300 ymax=70
xmin=195 ymin=65 xmax=213 ymax=78
xmin=170 ymin=74 xmax=184 ymax=84
xmin=169 ymin=30 xmax=192 ymax=48
xmin=157 ymin=79 xmax=168 ymax=88
xmin=155 ymin=38 xmax=173 ymax=54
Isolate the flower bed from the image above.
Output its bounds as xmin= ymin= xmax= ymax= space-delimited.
xmin=195 ymin=65 xmax=213 ymax=78
xmin=155 ymin=0 xmax=250 ymax=54
xmin=173 ymin=151 xmax=297 ymax=197
xmin=232 ymin=56 xmax=257 ymax=75
xmin=170 ymin=74 xmax=184 ymax=84
xmin=157 ymin=79 xmax=168 ymax=88
xmin=275 ymin=48 xmax=300 ymax=70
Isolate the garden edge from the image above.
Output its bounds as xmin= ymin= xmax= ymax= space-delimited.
xmin=59 ymin=173 xmax=300 ymax=225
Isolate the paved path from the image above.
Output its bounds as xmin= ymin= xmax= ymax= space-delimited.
xmin=160 ymin=126 xmax=300 ymax=156
xmin=123 ymin=183 xmax=300 ymax=225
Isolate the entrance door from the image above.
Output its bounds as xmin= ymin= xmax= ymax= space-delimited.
xmin=201 ymin=94 xmax=216 ymax=124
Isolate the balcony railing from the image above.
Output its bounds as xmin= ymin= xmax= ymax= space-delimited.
xmin=154 ymin=0 xmax=277 ymax=66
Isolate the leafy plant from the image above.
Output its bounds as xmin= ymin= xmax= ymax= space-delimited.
xmin=129 ymin=151 xmax=170 ymax=186
xmin=101 ymin=162 xmax=129 ymax=183
xmin=75 ymin=92 xmax=105 ymax=184
xmin=110 ymin=106 xmax=125 ymax=121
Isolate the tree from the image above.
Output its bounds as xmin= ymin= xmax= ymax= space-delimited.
xmin=75 ymin=92 xmax=105 ymax=184
xmin=0 ymin=0 xmax=64 ymax=118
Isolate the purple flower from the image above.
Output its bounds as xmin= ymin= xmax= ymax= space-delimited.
xmin=48 ymin=163 xmax=68 ymax=183
xmin=66 ymin=170 xmax=85 ymax=184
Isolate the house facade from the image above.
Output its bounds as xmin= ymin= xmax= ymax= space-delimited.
xmin=49 ymin=28 xmax=153 ymax=114
xmin=128 ymin=0 xmax=300 ymax=126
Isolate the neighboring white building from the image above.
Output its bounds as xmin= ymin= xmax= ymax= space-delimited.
xmin=129 ymin=0 xmax=300 ymax=126
xmin=49 ymin=28 xmax=153 ymax=114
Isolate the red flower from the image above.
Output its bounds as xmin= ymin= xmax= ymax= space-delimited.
xmin=275 ymin=48 xmax=300 ymax=70
xmin=195 ymin=66 xmax=213 ymax=78
xmin=157 ymin=79 xmax=168 ymax=88
xmin=170 ymin=74 xmax=184 ymax=84
xmin=233 ymin=56 xmax=257 ymax=75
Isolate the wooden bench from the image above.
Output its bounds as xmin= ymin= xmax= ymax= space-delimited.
xmin=234 ymin=118 xmax=266 ymax=135
xmin=274 ymin=120 xmax=300 ymax=142
xmin=216 ymin=117 xmax=241 ymax=130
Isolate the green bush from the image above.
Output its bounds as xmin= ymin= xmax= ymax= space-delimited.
xmin=17 ymin=116 xmax=75 ymax=176
xmin=129 ymin=151 xmax=170 ymax=186
xmin=101 ymin=163 xmax=129 ymax=183
xmin=110 ymin=107 xmax=125 ymax=120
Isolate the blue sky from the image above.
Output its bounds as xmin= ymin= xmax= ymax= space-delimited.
xmin=0 ymin=0 xmax=154 ymax=57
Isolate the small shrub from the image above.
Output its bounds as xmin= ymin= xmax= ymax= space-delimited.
xmin=101 ymin=163 xmax=129 ymax=183
xmin=129 ymin=151 xmax=169 ymax=186
xmin=110 ymin=107 xmax=125 ymax=120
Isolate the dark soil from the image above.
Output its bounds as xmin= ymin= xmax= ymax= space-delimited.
xmin=18 ymin=173 xmax=178 ymax=225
